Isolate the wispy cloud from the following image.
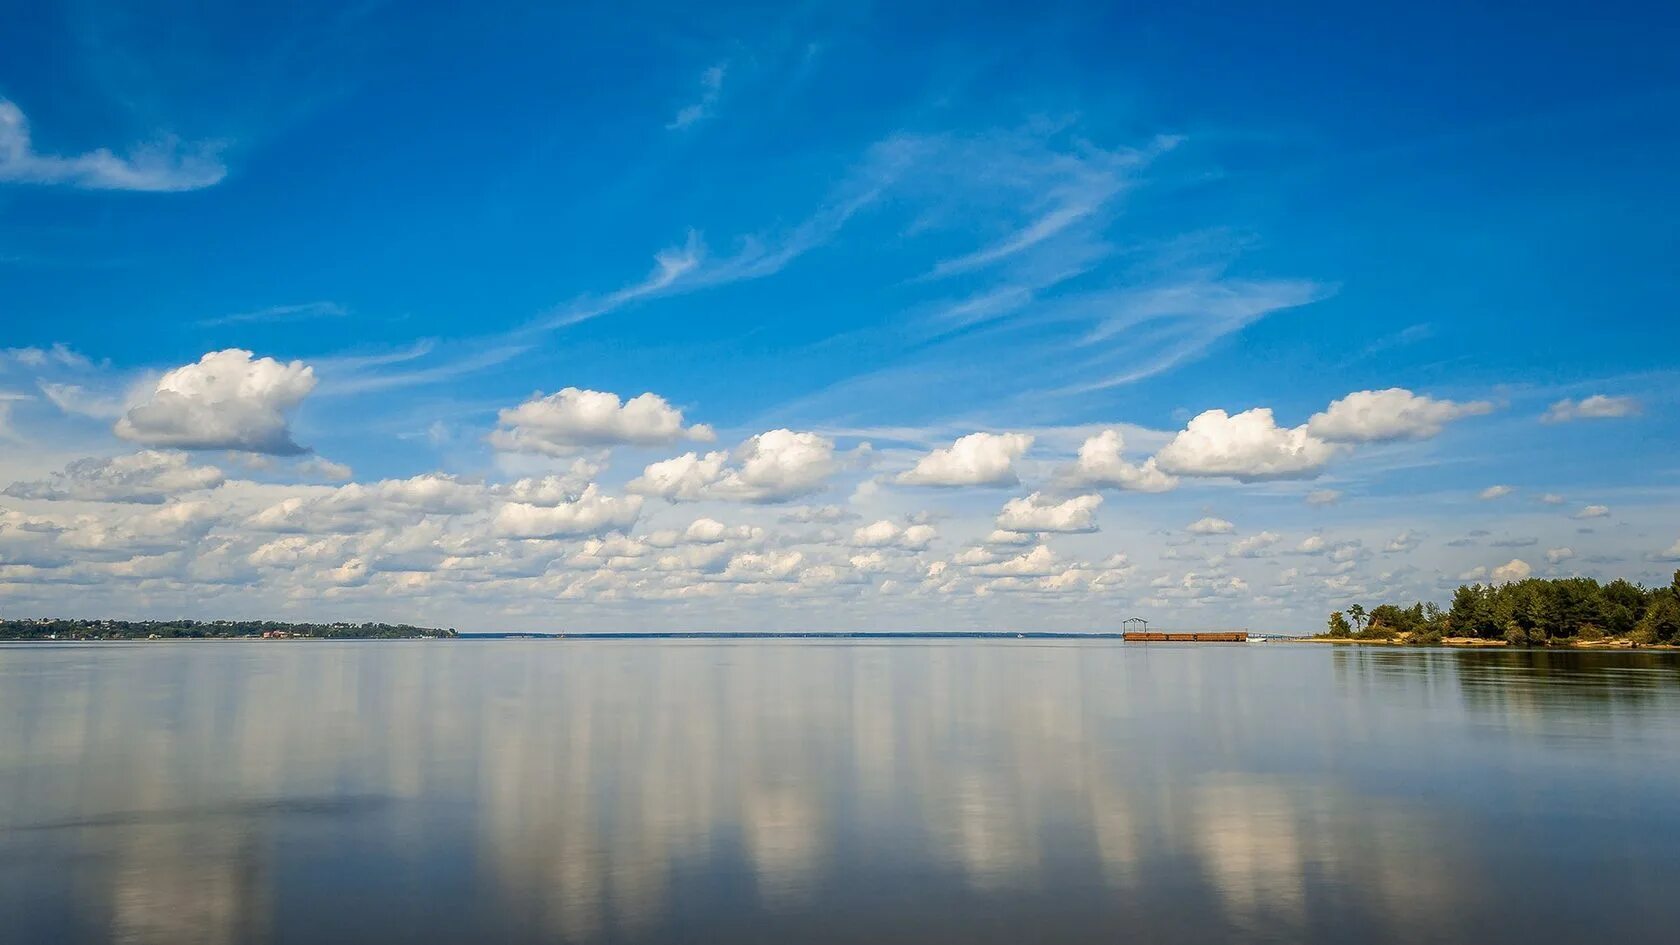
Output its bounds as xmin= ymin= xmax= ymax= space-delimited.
xmin=198 ymin=301 xmax=349 ymax=327
xmin=917 ymin=131 xmax=1180 ymax=281
xmin=667 ymin=63 xmax=728 ymax=130
xmin=316 ymin=343 xmax=529 ymax=396
xmin=525 ymin=136 xmax=916 ymax=335
xmin=0 ymin=98 xmax=225 ymax=192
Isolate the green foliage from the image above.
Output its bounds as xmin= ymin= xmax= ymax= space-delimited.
xmin=1635 ymin=594 xmax=1680 ymax=644
xmin=1343 ymin=572 xmax=1680 ymax=646
xmin=1326 ymin=611 xmax=1353 ymax=638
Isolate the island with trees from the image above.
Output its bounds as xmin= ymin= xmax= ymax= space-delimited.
xmin=0 ymin=618 xmax=457 ymax=642
xmin=1318 ymin=570 xmax=1680 ymax=647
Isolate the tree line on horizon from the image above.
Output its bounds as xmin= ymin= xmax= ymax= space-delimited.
xmin=1326 ymin=570 xmax=1680 ymax=646
xmin=0 ymin=618 xmax=457 ymax=641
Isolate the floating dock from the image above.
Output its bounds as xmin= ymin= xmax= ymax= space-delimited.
xmin=1123 ymin=631 xmax=1248 ymax=642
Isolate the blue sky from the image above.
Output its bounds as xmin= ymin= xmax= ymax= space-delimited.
xmin=1 ymin=0 xmax=1677 ymax=630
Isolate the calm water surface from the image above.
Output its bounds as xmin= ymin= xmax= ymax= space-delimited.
xmin=2 ymin=641 xmax=1678 ymax=944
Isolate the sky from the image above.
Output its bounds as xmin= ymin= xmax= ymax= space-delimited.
xmin=1 ymin=0 xmax=1677 ymax=632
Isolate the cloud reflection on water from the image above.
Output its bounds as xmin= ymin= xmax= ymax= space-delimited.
xmin=2 ymin=641 xmax=1677 ymax=944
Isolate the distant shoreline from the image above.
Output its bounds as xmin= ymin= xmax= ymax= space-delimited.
xmin=1302 ymin=634 xmax=1680 ymax=650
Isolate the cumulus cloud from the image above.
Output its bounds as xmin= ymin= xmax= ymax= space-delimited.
xmin=628 ymin=429 xmax=837 ymax=503
xmin=1228 ymin=531 xmax=1280 ymax=557
xmin=1187 ymin=516 xmax=1235 ymax=535
xmin=1537 ymin=493 xmax=1565 ymax=505
xmin=4 ymin=451 xmax=224 ymax=504
xmin=850 ymin=520 xmax=938 ymax=550
xmin=1660 ymin=539 xmax=1680 ymax=561
xmin=1542 ymin=395 xmax=1640 ymax=423
xmin=493 ymin=485 xmax=643 ymax=539
xmin=1545 ymin=547 xmax=1575 ymax=565
xmin=896 ymin=432 xmax=1032 ymax=487
xmin=247 ymin=474 xmax=492 ymax=533
xmin=0 ymin=98 xmax=225 ymax=191
xmin=715 ymin=550 xmax=804 ymax=583
xmin=1491 ymin=558 xmax=1532 ymax=583
xmin=489 ymin=387 xmax=713 ymax=455
xmin=778 ymin=504 xmax=854 ymax=524
xmin=1305 ymin=489 xmax=1341 ymax=507
xmin=1573 ymin=505 xmax=1610 ymax=520
xmin=1479 ymin=485 xmax=1513 ymax=500
xmin=1307 ymin=388 xmax=1493 ymax=442
xmin=1065 ymin=429 xmax=1177 ymax=492
xmin=1155 ymin=408 xmax=1337 ymax=481
xmin=1384 ymin=530 xmax=1421 ymax=553
xmin=995 ymin=492 xmax=1102 ymax=533
xmin=294 ymin=456 xmax=353 ymax=481
xmin=115 ymin=349 xmax=317 ymax=454
xmin=970 ymin=545 xmax=1062 ymax=577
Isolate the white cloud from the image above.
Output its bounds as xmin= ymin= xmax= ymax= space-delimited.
xmin=667 ymin=63 xmax=727 ymax=130
xmin=779 ymin=505 xmax=853 ymax=524
xmin=715 ymin=550 xmax=804 ymax=583
xmin=1384 ymin=530 xmax=1420 ymax=553
xmin=1458 ymin=566 xmax=1488 ymax=581
xmin=850 ymin=520 xmax=938 ymax=550
xmin=995 ymin=492 xmax=1102 ymax=533
xmin=1659 ymin=539 xmax=1680 ymax=561
xmin=4 ymin=451 xmax=224 ymax=504
xmin=0 ymin=98 xmax=225 ymax=191
xmin=896 ymin=432 xmax=1032 ymax=487
xmin=1187 ymin=516 xmax=1235 ymax=535
xmin=1305 ymin=489 xmax=1341 ymax=507
xmin=1295 ymin=535 xmax=1327 ymax=554
xmin=1573 ymin=505 xmax=1610 ymax=520
xmin=1491 ymin=558 xmax=1533 ymax=583
xmin=970 ymin=545 xmax=1062 ymax=577
xmin=1479 ymin=484 xmax=1513 ymax=500
xmin=489 ymin=388 xmax=713 ymax=455
xmin=1155 ymin=408 xmax=1337 ymax=481
xmin=1307 ymin=388 xmax=1492 ymax=442
xmin=1228 ymin=531 xmax=1280 ymax=557
xmin=628 ymin=430 xmax=837 ymax=503
xmin=115 ymin=349 xmax=317 ymax=454
xmin=1542 ymin=395 xmax=1640 ymax=423
xmin=39 ymin=382 xmax=126 ymax=419
xmin=493 ymin=485 xmax=643 ymax=539
xmin=1065 ymin=429 xmax=1178 ymax=492
xmin=294 ymin=456 xmax=353 ymax=481
xmin=1537 ymin=493 xmax=1565 ymax=505
xmin=985 ymin=529 xmax=1036 ymax=546
xmin=502 ymin=461 xmax=605 ymax=504
xmin=1545 ymin=547 xmax=1575 ymax=565
xmin=4 ymin=343 xmax=92 ymax=369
